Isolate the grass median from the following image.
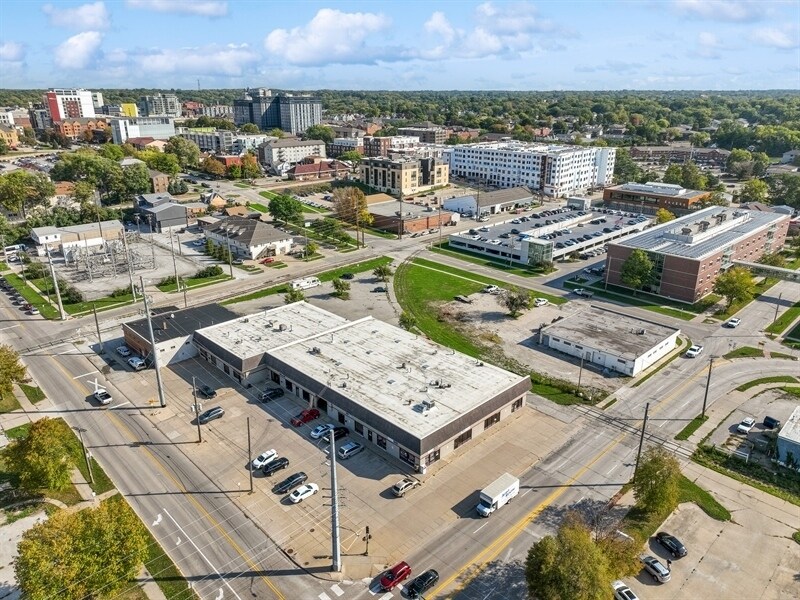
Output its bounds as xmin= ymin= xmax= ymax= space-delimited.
xmin=735 ymin=375 xmax=798 ymax=392
xmin=766 ymin=300 xmax=800 ymax=335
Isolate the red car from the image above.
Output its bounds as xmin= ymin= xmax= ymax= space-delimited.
xmin=380 ymin=561 xmax=411 ymax=591
xmin=290 ymin=408 xmax=320 ymax=427
xmin=260 ymin=257 xmax=275 ymax=264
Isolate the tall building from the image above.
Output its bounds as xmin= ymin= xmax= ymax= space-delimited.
xmin=233 ymin=88 xmax=321 ymax=134
xmin=257 ymin=138 xmax=326 ymax=175
xmin=43 ymin=89 xmax=96 ymax=121
xmin=361 ymin=156 xmax=449 ymax=197
xmin=91 ymin=92 xmax=104 ymax=109
xmin=449 ymin=141 xmax=615 ymax=197
xmin=138 ymin=94 xmax=181 ymax=118
xmin=111 ymin=117 xmax=175 ymax=144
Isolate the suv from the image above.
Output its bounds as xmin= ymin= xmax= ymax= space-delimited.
xmin=337 ymin=441 xmax=364 ymax=460
xmin=640 ymin=555 xmax=670 ymax=583
xmin=323 ymin=426 xmax=349 ymax=443
xmin=763 ymin=416 xmax=781 ymax=430
xmin=198 ymin=407 xmax=224 ymax=424
xmin=259 ymin=388 xmax=284 ymax=402
xmin=407 ymin=569 xmax=439 ymax=599
xmin=655 ymin=532 xmax=687 ymax=557
xmin=291 ymin=408 xmax=320 ymax=426
xmin=262 ymin=456 xmax=289 ymax=476
xmin=127 ymin=356 xmax=146 ymax=371
xmin=611 ymin=580 xmax=639 ymax=600
xmin=274 ymin=472 xmax=307 ymax=494
xmin=198 ymin=384 xmax=217 ymax=398
xmin=392 ymin=478 xmax=420 ymax=497
xmin=380 ymin=561 xmax=411 ymax=591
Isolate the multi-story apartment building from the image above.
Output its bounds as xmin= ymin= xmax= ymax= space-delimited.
xmin=257 ymin=138 xmax=326 ymax=175
xmin=176 ymin=128 xmax=274 ymax=155
xmin=91 ymin=92 xmax=104 ymax=109
xmin=53 ymin=118 xmax=109 ymax=139
xmin=361 ymin=157 xmax=449 ymax=197
xmin=603 ymin=182 xmax=712 ymax=216
xmin=138 ymin=94 xmax=181 ymax=118
xmin=605 ymin=207 xmax=790 ymax=303
xmin=328 ymin=137 xmax=364 ymax=157
xmin=43 ymin=89 xmax=95 ymax=121
xmin=233 ymin=88 xmax=321 ymax=134
xmin=0 ymin=125 xmax=19 ymax=148
xmin=629 ymin=146 xmax=730 ymax=167
xmin=110 ymin=117 xmax=175 ymax=144
xmin=449 ymin=141 xmax=615 ymax=197
xmin=29 ymin=108 xmax=51 ymax=131
xmin=397 ymin=126 xmax=447 ymax=144
xmin=0 ymin=111 xmax=14 ymax=126
xmin=200 ymin=105 xmax=233 ymax=118
xmin=363 ymin=135 xmax=420 ymax=157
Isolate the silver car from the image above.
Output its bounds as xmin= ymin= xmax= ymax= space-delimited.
xmin=640 ymin=555 xmax=670 ymax=583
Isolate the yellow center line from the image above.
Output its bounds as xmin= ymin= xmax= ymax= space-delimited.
xmin=50 ymin=356 xmax=286 ymax=600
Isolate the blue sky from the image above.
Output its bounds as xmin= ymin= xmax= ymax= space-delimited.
xmin=0 ymin=0 xmax=798 ymax=90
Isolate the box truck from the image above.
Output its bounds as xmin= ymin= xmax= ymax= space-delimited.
xmin=476 ymin=473 xmax=520 ymax=517
xmin=291 ymin=277 xmax=321 ymax=291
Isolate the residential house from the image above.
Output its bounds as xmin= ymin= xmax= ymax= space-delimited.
xmin=0 ymin=125 xmax=19 ymax=148
xmin=200 ymin=191 xmax=227 ymax=211
xmin=135 ymin=193 xmax=187 ymax=232
xmin=205 ymin=216 xmax=293 ymax=260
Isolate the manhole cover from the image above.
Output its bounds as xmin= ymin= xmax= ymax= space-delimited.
xmin=310 ymin=528 xmax=315 ymax=533
xmin=287 ymin=549 xmax=294 ymax=554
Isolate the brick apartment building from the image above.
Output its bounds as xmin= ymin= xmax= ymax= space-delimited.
xmin=361 ymin=156 xmax=449 ymax=197
xmin=605 ymin=207 xmax=790 ymax=303
xmin=53 ymin=118 xmax=109 ymax=139
xmin=603 ymin=182 xmax=712 ymax=216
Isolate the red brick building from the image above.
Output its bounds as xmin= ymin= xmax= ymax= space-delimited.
xmin=603 ymin=182 xmax=712 ymax=216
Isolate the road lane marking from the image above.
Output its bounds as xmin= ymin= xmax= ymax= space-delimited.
xmin=59 ymin=348 xmax=79 ymax=354
xmin=330 ymin=583 xmax=344 ymax=596
xmin=520 ymin=489 xmax=531 ymax=497
xmin=72 ymin=371 xmax=97 ymax=379
xmin=473 ymin=522 xmax=488 ymax=534
xmin=0 ymin=324 xmax=20 ymax=331
xmin=164 ymin=508 xmax=242 ymax=600
xmin=110 ymin=401 xmax=131 ymax=409
xmin=318 ymin=593 xmax=331 ymax=600
xmin=153 ymin=514 xmax=162 ymax=526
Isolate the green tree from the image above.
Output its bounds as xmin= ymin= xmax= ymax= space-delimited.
xmin=284 ymin=288 xmax=305 ymax=304
xmin=5 ymin=417 xmax=75 ymax=492
xmin=203 ymin=157 xmax=226 ymax=178
xmin=498 ymin=286 xmax=533 ymax=317
xmin=620 ymin=249 xmax=654 ymax=293
xmin=21 ymin=126 xmax=37 ymax=146
xmin=240 ymin=123 xmax=260 ymax=134
xmin=700 ymin=190 xmax=728 ymax=207
xmin=141 ymin=150 xmax=180 ymax=177
xmin=0 ymin=170 xmax=56 ymax=216
xmin=726 ymin=148 xmax=752 ymax=171
xmin=168 ymin=178 xmax=189 ymax=195
xmin=267 ymin=127 xmax=285 ymax=138
xmin=373 ymin=264 xmax=394 ymax=282
xmin=241 ymin=154 xmax=261 ymax=179
xmin=164 ymin=136 xmax=200 ymax=168
xmin=98 ymin=143 xmax=124 ymax=161
xmin=0 ymin=138 xmax=9 ymax=155
xmin=303 ymin=124 xmax=335 ymax=144
xmin=268 ymin=194 xmax=303 ymax=225
xmin=525 ymin=513 xmax=613 ymax=600
xmin=690 ymin=132 xmax=710 ymax=147
xmin=305 ymin=241 xmax=319 ymax=257
xmin=72 ymin=180 xmax=96 ymax=203
xmin=227 ymin=164 xmax=242 ymax=179
xmin=0 ymin=344 xmax=26 ymax=396
xmin=339 ymin=150 xmax=363 ymax=164
xmin=766 ymin=173 xmax=800 ymax=209
xmin=680 ymin=161 xmax=707 ymax=190
xmin=712 ymin=266 xmax=755 ymax=310
xmin=633 ymin=446 xmax=681 ymax=515
xmin=398 ymin=312 xmax=417 ymax=331
xmin=123 ymin=162 xmax=151 ymax=195
xmin=759 ymin=252 xmax=786 ymax=268
xmin=738 ymin=179 xmax=769 ymax=204
xmin=331 ymin=278 xmax=350 ymax=299
xmin=15 ymin=498 xmax=148 ymax=600
xmin=662 ymin=164 xmax=683 ymax=185
xmin=654 ymin=208 xmax=676 ymax=224
xmin=332 ymin=186 xmax=373 ymax=246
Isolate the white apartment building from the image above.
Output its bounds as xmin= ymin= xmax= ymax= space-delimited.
xmin=43 ymin=88 xmax=95 ymax=121
xmin=177 ymin=129 xmax=275 ymax=155
xmin=258 ymin=138 xmax=326 ymax=175
xmin=449 ymin=142 xmax=616 ymax=197
xmin=0 ymin=111 xmax=14 ymax=126
xmin=111 ymin=117 xmax=176 ymax=144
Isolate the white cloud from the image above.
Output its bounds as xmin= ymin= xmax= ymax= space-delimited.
xmin=750 ymin=26 xmax=799 ymax=49
xmin=672 ymin=0 xmax=763 ymax=22
xmin=0 ymin=41 xmax=25 ymax=62
xmin=264 ymin=9 xmax=393 ymax=66
xmin=696 ymin=31 xmax=722 ymax=58
xmin=425 ymin=12 xmax=455 ymax=45
xmin=125 ymin=0 xmax=228 ymax=17
xmin=54 ymin=31 xmax=103 ymax=69
xmin=42 ymin=2 xmax=110 ymax=30
xmin=133 ymin=44 xmax=259 ymax=75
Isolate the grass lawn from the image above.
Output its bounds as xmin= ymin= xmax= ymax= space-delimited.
xmin=0 ymin=388 xmax=21 ymax=413
xmin=572 ymin=281 xmax=706 ymax=321
xmin=5 ymin=273 xmax=59 ymax=319
xmin=632 ymin=338 xmax=689 ymax=388
xmin=770 ymin=351 xmax=795 ymax=360
xmin=783 ymin=386 xmax=800 ymax=398
xmin=430 ymin=243 xmax=545 ymax=277
xmin=157 ymin=274 xmax=230 ymax=293
xmin=735 ymin=375 xmax=797 ymax=392
xmin=675 ymin=414 xmax=708 ymax=441
xmin=714 ymin=277 xmax=779 ymax=320
xmin=64 ymin=292 xmax=135 ymax=315
xmin=766 ymin=300 xmax=800 ymax=335
xmin=723 ymin=346 xmax=764 ymax=359
xmin=0 ymin=261 xmax=8 ymax=271
xmin=258 ymin=190 xmax=279 ymax=200
xmin=249 ymin=202 xmax=269 ymax=212
xmin=785 ymin=319 xmax=800 ymax=342
xmin=19 ymin=383 xmax=46 ymax=404
xmin=233 ymin=182 xmax=251 ymax=188
xmin=412 ymin=257 xmax=566 ymax=305
xmin=301 ymin=203 xmax=330 ymax=214
xmin=794 ymin=531 xmax=800 ymax=545
xmin=362 ymin=226 xmax=398 ymax=239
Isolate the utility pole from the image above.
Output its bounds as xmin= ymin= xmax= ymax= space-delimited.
xmin=75 ymin=427 xmax=94 ymax=485
xmin=192 ymin=376 xmax=201 ymax=443
xmin=224 ymin=230 xmax=234 ymax=277
xmin=330 ymin=438 xmax=342 ymax=572
xmin=92 ymin=304 xmax=103 ymax=353
xmin=701 ymin=357 xmax=714 ymax=419
xmin=181 ymin=278 xmax=188 ymax=309
xmin=438 ymin=206 xmax=443 ymax=247
xmin=634 ymin=402 xmax=649 ymax=481
xmin=774 ymin=292 xmax=783 ymax=323
xmin=121 ymin=230 xmax=137 ymax=302
xmin=398 ymin=192 xmax=404 ymax=240
xmin=169 ymin=228 xmax=179 ymax=288
xmin=247 ymin=417 xmax=253 ymax=493
xmin=363 ymin=525 xmax=371 ymax=556
xmin=140 ymin=276 xmax=167 ymax=408
xmin=47 ymin=249 xmax=65 ymax=321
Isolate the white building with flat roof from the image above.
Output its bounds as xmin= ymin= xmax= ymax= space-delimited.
xmin=450 ymin=141 xmax=615 ymax=197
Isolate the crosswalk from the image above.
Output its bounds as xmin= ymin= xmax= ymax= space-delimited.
xmin=317 ymin=580 xmax=396 ymax=600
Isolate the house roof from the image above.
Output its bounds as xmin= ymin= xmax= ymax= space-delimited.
xmin=127 ymin=137 xmax=155 ymax=146
xmin=289 ymin=160 xmax=347 ymax=176
xmin=208 ymin=216 xmax=292 ymax=247
xmin=144 ymin=202 xmax=185 ymax=214
xmin=148 ymin=169 xmax=168 ymax=178
xmin=120 ymin=157 xmax=146 ymax=167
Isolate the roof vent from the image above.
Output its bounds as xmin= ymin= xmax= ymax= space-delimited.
xmin=309 ymin=347 xmax=322 ymax=355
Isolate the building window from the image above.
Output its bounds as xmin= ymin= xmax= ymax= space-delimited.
xmin=426 ymin=449 xmax=441 ymax=466
xmin=302 ymin=390 xmax=310 ymax=401
xmin=354 ymin=421 xmax=363 ymax=436
xmin=376 ymin=434 xmax=387 ymax=449
xmin=399 ymin=448 xmax=416 ymax=466
xmin=271 ymin=371 xmax=280 ymax=384
xmin=453 ymin=429 xmax=472 ymax=449
xmin=512 ymin=398 xmax=523 ymax=412
xmin=484 ymin=412 xmax=501 ymax=429
xmin=286 ymin=381 xmax=293 ymax=391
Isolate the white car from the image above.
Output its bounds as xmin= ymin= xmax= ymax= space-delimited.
xmin=309 ymin=424 xmax=334 ymax=440
xmin=737 ymin=417 xmax=756 ymax=434
xmin=252 ymin=450 xmax=278 ymax=469
xmin=192 ymin=239 xmax=205 ymax=247
xmin=127 ymin=356 xmax=146 ymax=371
xmin=724 ymin=317 xmax=741 ymax=328
xmin=685 ymin=344 xmax=703 ymax=358
xmin=534 ymin=297 xmax=548 ymax=307
xmin=612 ymin=580 xmax=639 ymax=600
xmin=93 ymin=388 xmax=112 ymax=405
xmin=116 ymin=345 xmax=131 ymax=357
xmin=289 ymin=483 xmax=319 ymax=503
xmin=483 ymin=285 xmax=500 ymax=294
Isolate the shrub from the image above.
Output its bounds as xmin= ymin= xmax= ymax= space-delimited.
xmin=195 ymin=265 xmax=223 ymax=278
xmin=109 ymin=286 xmax=132 ymax=298
xmin=158 ymin=276 xmax=177 ymax=287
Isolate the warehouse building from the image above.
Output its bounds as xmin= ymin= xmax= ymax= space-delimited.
xmin=443 ymin=187 xmax=536 ymax=217
xmin=367 ymin=198 xmax=457 ymax=234
xmin=538 ymin=307 xmax=680 ymax=377
xmin=192 ymin=302 xmax=530 ymax=471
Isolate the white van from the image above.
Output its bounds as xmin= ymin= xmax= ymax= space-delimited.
xmin=291 ymin=277 xmax=321 ymax=291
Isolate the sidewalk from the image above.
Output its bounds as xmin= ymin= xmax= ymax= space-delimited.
xmin=0 ymin=384 xmax=53 ymax=443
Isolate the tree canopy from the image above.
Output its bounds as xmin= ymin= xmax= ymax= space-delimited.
xmin=0 ymin=170 xmax=56 ymax=216
xmin=620 ymin=249 xmax=654 ymax=292
xmin=498 ymin=287 xmax=533 ymax=317
xmin=713 ymin=266 xmax=755 ymax=309
xmin=303 ymin=124 xmax=335 ymax=144
xmin=164 ymin=136 xmax=200 ymax=167
xmin=268 ymin=194 xmax=303 ymax=225
xmin=5 ymin=417 xmax=75 ymax=492
xmin=633 ymin=446 xmax=681 ymax=515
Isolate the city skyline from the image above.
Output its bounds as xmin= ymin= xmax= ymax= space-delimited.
xmin=0 ymin=0 xmax=798 ymax=91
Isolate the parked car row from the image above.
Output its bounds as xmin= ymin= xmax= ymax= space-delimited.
xmin=115 ymin=345 xmax=147 ymax=371
xmin=0 ymin=278 xmax=40 ymax=315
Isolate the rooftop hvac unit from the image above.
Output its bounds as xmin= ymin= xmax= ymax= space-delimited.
xmin=278 ymin=324 xmax=287 ymax=331
xmin=310 ymin=346 xmax=322 ymax=355
xmin=422 ymin=399 xmax=436 ymax=410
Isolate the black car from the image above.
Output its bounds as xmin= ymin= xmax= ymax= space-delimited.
xmin=323 ymin=426 xmax=349 ymax=443
xmin=340 ymin=272 xmax=355 ymax=280
xmin=274 ymin=472 xmax=308 ymax=494
xmin=407 ymin=569 xmax=439 ymax=599
xmin=262 ymin=456 xmax=289 ymax=476
xmin=259 ymin=388 xmax=285 ymax=402
xmin=655 ymin=531 xmax=687 ymax=557
xmin=198 ymin=406 xmax=224 ymax=424
xmin=198 ymin=384 xmax=217 ymax=398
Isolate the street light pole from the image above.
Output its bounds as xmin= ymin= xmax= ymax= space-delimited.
xmin=192 ymin=376 xmax=201 ymax=443
xmin=701 ymin=357 xmax=714 ymax=419
xmin=634 ymin=402 xmax=649 ymax=482
xmin=774 ymin=292 xmax=783 ymax=323
xmin=330 ymin=437 xmax=341 ymax=572
xmin=75 ymin=427 xmax=94 ymax=485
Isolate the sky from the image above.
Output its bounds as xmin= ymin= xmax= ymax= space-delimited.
xmin=0 ymin=0 xmax=798 ymax=91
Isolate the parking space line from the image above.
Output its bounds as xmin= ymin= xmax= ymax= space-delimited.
xmin=330 ymin=583 xmax=344 ymax=596
xmin=474 ymin=522 xmax=488 ymax=534
xmin=0 ymin=324 xmax=20 ymax=331
xmin=318 ymin=593 xmax=331 ymax=600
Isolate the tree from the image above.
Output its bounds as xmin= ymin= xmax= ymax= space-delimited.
xmin=240 ymin=123 xmax=260 ymax=134
xmin=268 ymin=194 xmax=303 ymax=225
xmin=305 ymin=241 xmax=319 ymax=257
xmin=141 ymin=150 xmax=180 ymax=177
xmin=700 ymin=190 xmax=728 ymax=207
xmin=123 ymin=162 xmax=151 ymax=195
xmin=612 ymin=149 xmax=642 ymax=185
xmin=759 ymin=252 xmax=786 ymax=268
xmin=0 ymin=138 xmax=8 ymax=155
xmin=767 ymin=173 xmax=800 ymax=209
xmin=5 ymin=417 xmax=75 ymax=492
xmin=498 ymin=286 xmax=533 ymax=318
xmin=227 ymin=164 xmax=242 ymax=179
xmin=164 ymin=136 xmax=200 ymax=167
xmin=654 ymin=208 xmax=676 ymax=224
xmin=525 ymin=513 xmax=613 ymax=600
xmin=241 ymin=153 xmax=261 ymax=179
xmin=332 ymin=186 xmax=373 ymax=246
xmin=331 ymin=278 xmax=350 ymax=299
xmin=0 ymin=170 xmax=56 ymax=216
xmin=373 ymin=264 xmax=394 ymax=282
xmin=620 ymin=249 xmax=654 ymax=293
xmin=72 ymin=180 xmax=96 ymax=204
xmin=398 ymin=312 xmax=417 ymax=331
xmin=21 ymin=126 xmax=37 ymax=146
xmin=712 ymin=266 xmax=755 ymax=310
xmin=168 ymin=178 xmax=188 ymax=195
xmin=633 ymin=446 xmax=681 ymax=515
xmin=16 ymin=498 xmax=148 ymax=600
xmin=203 ymin=157 xmax=226 ymax=178
xmin=662 ymin=164 xmax=683 ymax=185
xmin=284 ymin=288 xmax=305 ymax=304
xmin=339 ymin=150 xmax=363 ymax=164
xmin=303 ymin=124 xmax=335 ymax=144
xmin=0 ymin=344 xmax=26 ymax=396
xmin=267 ymin=128 xmax=285 ymax=138
xmin=690 ymin=132 xmax=710 ymax=147
xmin=680 ymin=161 xmax=707 ymax=190
xmin=98 ymin=143 xmax=124 ymax=161
xmin=738 ymin=179 xmax=769 ymax=204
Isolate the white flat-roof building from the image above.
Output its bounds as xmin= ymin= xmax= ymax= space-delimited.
xmin=193 ymin=302 xmax=530 ymax=471
xmin=538 ymin=307 xmax=680 ymax=376
xmin=30 ymin=220 xmax=124 ymax=255
xmin=776 ymin=406 xmax=800 ymax=471
xmin=449 ymin=141 xmax=615 ymax=197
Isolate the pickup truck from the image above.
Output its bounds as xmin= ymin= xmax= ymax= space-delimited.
xmin=573 ymin=288 xmax=594 ymax=298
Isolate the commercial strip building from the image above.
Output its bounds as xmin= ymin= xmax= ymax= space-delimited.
xmin=365 ymin=197 xmax=457 ymax=234
xmin=30 ymin=220 xmax=123 ymax=255
xmin=191 ymin=302 xmax=530 ymax=471
xmin=448 ymin=141 xmax=615 ymax=197
xmin=605 ymin=206 xmax=790 ymax=303
xmin=257 ymin=138 xmax=326 ymax=175
xmin=360 ymin=156 xmax=449 ymax=197
xmin=603 ymin=182 xmax=713 ymax=216
xmin=629 ymin=146 xmax=730 ymax=166
xmin=111 ymin=117 xmax=176 ymax=144
xmin=538 ymin=307 xmax=680 ymax=377
xmin=203 ymin=216 xmax=294 ymax=260
xmin=233 ymin=88 xmax=322 ymax=134
xmin=443 ymin=187 xmax=536 ymax=217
